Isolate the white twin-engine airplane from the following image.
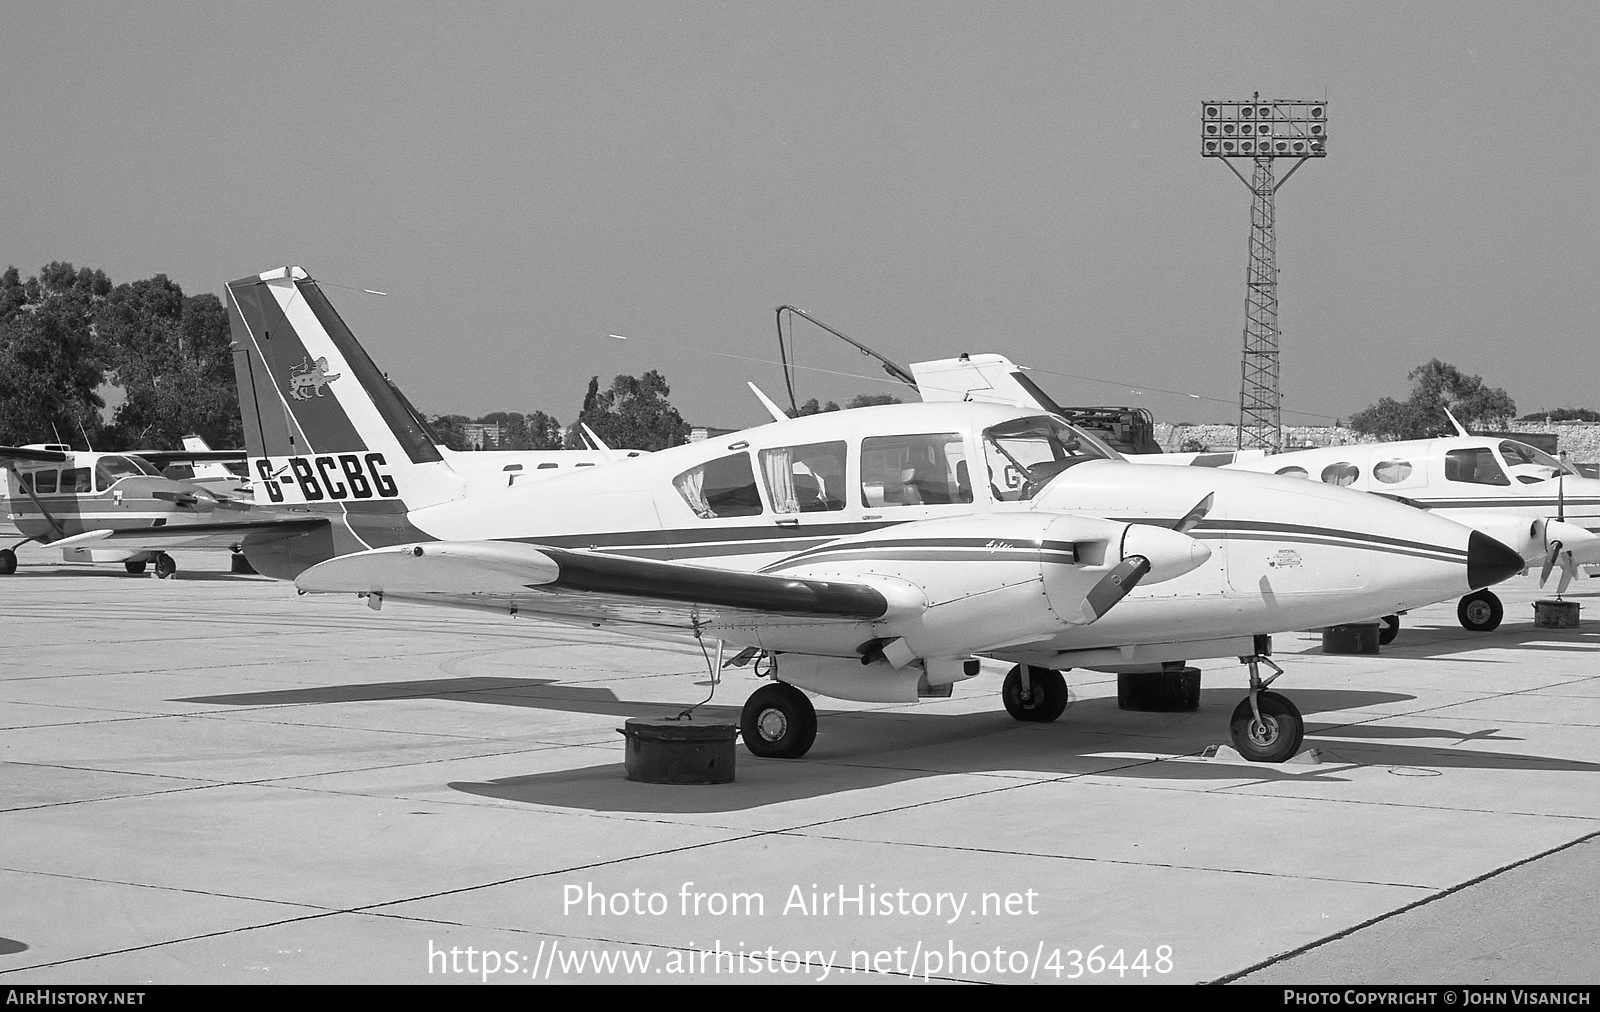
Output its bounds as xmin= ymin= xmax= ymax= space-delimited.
xmin=138 ymin=267 xmax=1522 ymax=765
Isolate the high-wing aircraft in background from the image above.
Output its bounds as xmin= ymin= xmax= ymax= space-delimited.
xmin=86 ymin=268 xmax=1527 ymax=763
xmin=1 ymin=442 xmax=252 ymax=577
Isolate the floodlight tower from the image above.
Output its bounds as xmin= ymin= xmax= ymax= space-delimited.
xmin=1201 ymin=94 xmax=1328 ymax=451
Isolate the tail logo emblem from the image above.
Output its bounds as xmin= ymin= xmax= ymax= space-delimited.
xmin=289 ymin=357 xmax=341 ymax=400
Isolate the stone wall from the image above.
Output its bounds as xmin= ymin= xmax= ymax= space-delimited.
xmin=1155 ymin=422 xmax=1600 ymax=464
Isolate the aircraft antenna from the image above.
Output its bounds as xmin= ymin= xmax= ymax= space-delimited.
xmin=775 ymin=305 xmax=917 ymax=415
xmin=1201 ymin=94 xmax=1329 ymax=452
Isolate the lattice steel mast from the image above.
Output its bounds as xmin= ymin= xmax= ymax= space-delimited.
xmin=1201 ymin=94 xmax=1329 ymax=451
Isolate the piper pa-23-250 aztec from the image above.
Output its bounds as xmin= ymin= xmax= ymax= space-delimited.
xmin=88 ymin=267 xmax=1527 ymax=763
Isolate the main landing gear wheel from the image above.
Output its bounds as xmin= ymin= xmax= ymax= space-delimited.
xmin=1002 ymin=665 xmax=1068 ymax=722
xmin=124 ymin=559 xmax=148 ymax=575
xmin=0 ymin=548 xmax=15 ymax=576
xmin=1378 ymin=614 xmax=1400 ymax=646
xmin=740 ymin=682 xmax=818 ymax=759
xmin=153 ymin=553 xmax=177 ymax=579
xmin=1457 ymin=590 xmax=1502 ymax=632
xmin=1229 ymin=691 xmax=1304 ymax=763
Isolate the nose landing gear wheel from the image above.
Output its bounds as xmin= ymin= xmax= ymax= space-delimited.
xmin=1228 ymin=691 xmax=1304 ymax=763
xmin=1002 ymin=665 xmax=1068 ymax=722
xmin=1457 ymin=590 xmax=1502 ymax=632
xmin=124 ymin=559 xmax=148 ymax=575
xmin=153 ymin=553 xmax=177 ymax=579
xmin=739 ymin=682 xmax=818 ymax=759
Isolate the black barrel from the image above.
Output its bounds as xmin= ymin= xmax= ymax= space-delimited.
xmin=619 ymin=718 xmax=737 ymax=784
xmin=1322 ymin=623 xmax=1380 ymax=654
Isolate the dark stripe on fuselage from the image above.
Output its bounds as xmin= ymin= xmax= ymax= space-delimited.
xmin=769 ymin=536 xmax=1078 ymax=571
xmin=1171 ymin=518 xmax=1468 ymax=560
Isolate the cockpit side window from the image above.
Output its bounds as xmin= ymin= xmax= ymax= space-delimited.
xmin=674 ymin=452 xmax=764 ymax=519
xmin=760 ymin=441 xmax=847 ymax=514
xmin=95 ymin=455 xmax=151 ymax=491
xmin=860 ymin=433 xmax=971 ymax=508
xmin=30 ymin=470 xmax=57 ymax=494
xmin=982 ymin=415 xmax=1105 ymax=502
xmin=1498 ymin=440 xmax=1572 ymax=482
xmin=1444 ymin=448 xmax=1509 ymax=486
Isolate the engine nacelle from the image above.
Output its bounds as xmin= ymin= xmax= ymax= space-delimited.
xmin=766 ymin=512 xmax=1208 ymax=660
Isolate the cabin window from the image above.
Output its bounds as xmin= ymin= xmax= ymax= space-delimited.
xmin=674 ymin=452 xmax=764 ymax=518
xmin=537 ymin=462 xmax=558 ymax=469
xmin=1275 ymin=466 xmax=1310 ymax=479
xmin=1373 ymin=459 xmax=1413 ymax=484
xmin=61 ymin=467 xmax=92 ymax=494
xmin=760 ymin=441 xmax=846 ymax=514
xmin=862 ymin=433 xmax=971 ymax=508
xmin=1320 ymin=462 xmax=1359 ymax=486
xmin=30 ymin=470 xmax=57 ymax=494
xmin=1444 ymin=448 xmax=1509 ymax=486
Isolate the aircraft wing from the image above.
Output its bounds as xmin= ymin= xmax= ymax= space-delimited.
xmin=0 ymin=446 xmax=70 ymax=465
xmin=51 ymin=518 xmax=330 ymax=552
xmin=297 ymin=540 xmax=912 ymax=632
xmin=132 ymin=449 xmax=248 ymax=467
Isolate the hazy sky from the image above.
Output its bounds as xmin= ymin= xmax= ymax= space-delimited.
xmin=4 ymin=2 xmax=1596 ymax=431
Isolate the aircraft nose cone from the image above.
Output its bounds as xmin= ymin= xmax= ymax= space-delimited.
xmin=1467 ymin=529 xmax=1526 ymax=590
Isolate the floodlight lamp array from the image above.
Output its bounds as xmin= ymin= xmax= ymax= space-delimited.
xmin=1201 ymin=100 xmax=1328 ymax=158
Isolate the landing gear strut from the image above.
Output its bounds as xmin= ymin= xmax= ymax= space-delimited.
xmin=1457 ymin=590 xmax=1502 ymax=632
xmin=1002 ymin=665 xmax=1068 ymax=722
xmin=1228 ymin=653 xmax=1304 ymax=763
xmin=739 ymin=682 xmax=817 ymax=759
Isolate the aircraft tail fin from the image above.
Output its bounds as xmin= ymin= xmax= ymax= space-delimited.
xmin=227 ymin=267 xmax=463 ymax=511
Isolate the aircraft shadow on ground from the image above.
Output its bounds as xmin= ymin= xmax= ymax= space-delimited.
xmin=179 ymin=678 xmax=1600 ymax=814
xmin=1 ymin=568 xmax=261 ymax=582
xmin=1347 ymin=623 xmax=1600 ymax=660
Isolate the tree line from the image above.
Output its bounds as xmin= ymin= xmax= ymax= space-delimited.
xmin=0 ymin=261 xmax=703 ymax=454
xmin=0 ymin=262 xmax=239 ymax=449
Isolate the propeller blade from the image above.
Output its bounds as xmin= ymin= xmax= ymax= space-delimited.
xmin=1081 ymin=555 xmax=1152 ymax=623
xmin=1557 ymin=553 xmax=1577 ymax=597
xmin=1540 ymin=540 xmax=1563 ymax=587
xmin=1173 ymin=493 xmax=1214 ymax=534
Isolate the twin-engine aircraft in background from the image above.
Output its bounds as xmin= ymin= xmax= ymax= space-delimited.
xmin=82 ymin=265 xmax=1520 ymax=766
xmin=1 ymin=441 xmax=251 ymax=577
xmin=1222 ymin=429 xmax=1600 ymax=633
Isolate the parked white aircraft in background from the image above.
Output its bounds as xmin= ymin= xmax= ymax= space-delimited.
xmin=1 ymin=442 xmax=250 ymax=577
xmin=71 ymin=266 xmax=1526 ymax=766
xmin=1223 ymin=431 xmax=1600 ymax=632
